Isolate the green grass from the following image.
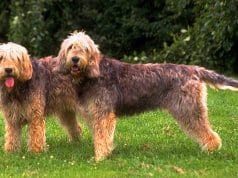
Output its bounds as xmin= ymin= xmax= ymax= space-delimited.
xmin=0 ymin=88 xmax=237 ymax=177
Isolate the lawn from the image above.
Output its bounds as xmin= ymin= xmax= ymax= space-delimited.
xmin=0 ymin=88 xmax=237 ymax=178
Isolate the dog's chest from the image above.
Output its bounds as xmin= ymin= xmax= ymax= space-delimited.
xmin=0 ymin=91 xmax=29 ymax=119
xmin=1 ymin=100 xmax=27 ymax=121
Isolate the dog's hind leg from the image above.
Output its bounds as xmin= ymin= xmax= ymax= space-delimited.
xmin=168 ymin=82 xmax=221 ymax=151
xmin=57 ymin=110 xmax=82 ymax=142
xmin=175 ymin=113 xmax=222 ymax=152
xmin=92 ymin=112 xmax=116 ymax=161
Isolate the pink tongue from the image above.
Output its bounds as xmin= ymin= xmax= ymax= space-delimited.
xmin=4 ymin=77 xmax=15 ymax=88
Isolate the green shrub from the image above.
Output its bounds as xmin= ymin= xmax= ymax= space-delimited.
xmin=8 ymin=0 xmax=47 ymax=57
xmin=3 ymin=0 xmax=195 ymax=58
xmin=159 ymin=0 xmax=238 ymax=72
xmin=1 ymin=0 xmax=238 ymax=73
xmin=0 ymin=1 xmax=10 ymax=42
xmin=124 ymin=0 xmax=238 ymax=73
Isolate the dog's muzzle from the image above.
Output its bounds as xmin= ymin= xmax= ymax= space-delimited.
xmin=71 ymin=56 xmax=80 ymax=64
xmin=5 ymin=67 xmax=13 ymax=74
xmin=70 ymin=56 xmax=81 ymax=73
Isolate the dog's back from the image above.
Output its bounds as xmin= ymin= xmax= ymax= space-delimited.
xmin=34 ymin=57 xmax=78 ymax=115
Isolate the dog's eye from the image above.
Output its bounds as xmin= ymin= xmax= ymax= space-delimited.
xmin=84 ymin=47 xmax=89 ymax=52
xmin=17 ymin=56 xmax=21 ymax=62
xmin=0 ymin=56 xmax=3 ymax=61
xmin=67 ymin=45 xmax=74 ymax=53
xmin=68 ymin=44 xmax=73 ymax=50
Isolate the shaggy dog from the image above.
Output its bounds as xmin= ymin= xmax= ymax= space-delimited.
xmin=0 ymin=42 xmax=81 ymax=153
xmin=57 ymin=31 xmax=238 ymax=161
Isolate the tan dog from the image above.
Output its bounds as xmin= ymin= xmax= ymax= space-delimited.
xmin=57 ymin=31 xmax=238 ymax=161
xmin=0 ymin=42 xmax=81 ymax=153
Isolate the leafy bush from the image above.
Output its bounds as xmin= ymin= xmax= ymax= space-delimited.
xmin=0 ymin=0 xmax=238 ymax=72
xmin=124 ymin=0 xmax=238 ymax=73
xmin=0 ymin=1 xmax=10 ymax=42
xmin=1 ymin=0 xmax=195 ymax=57
xmin=8 ymin=0 xmax=47 ymax=57
xmin=159 ymin=0 xmax=238 ymax=72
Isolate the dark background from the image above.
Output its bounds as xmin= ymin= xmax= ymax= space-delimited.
xmin=1 ymin=0 xmax=238 ymax=73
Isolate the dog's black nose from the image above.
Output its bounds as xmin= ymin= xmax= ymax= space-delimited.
xmin=5 ymin=68 xmax=13 ymax=74
xmin=71 ymin=56 xmax=80 ymax=63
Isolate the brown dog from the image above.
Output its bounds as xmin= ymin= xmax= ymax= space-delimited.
xmin=0 ymin=42 xmax=81 ymax=153
xmin=57 ymin=31 xmax=238 ymax=161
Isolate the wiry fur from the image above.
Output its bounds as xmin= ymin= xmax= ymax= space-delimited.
xmin=0 ymin=43 xmax=81 ymax=153
xmin=57 ymin=31 xmax=238 ymax=161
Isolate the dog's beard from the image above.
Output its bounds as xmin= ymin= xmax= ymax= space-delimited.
xmin=54 ymin=62 xmax=84 ymax=78
xmin=65 ymin=60 xmax=87 ymax=76
xmin=71 ymin=64 xmax=81 ymax=74
xmin=54 ymin=59 xmax=88 ymax=83
xmin=67 ymin=62 xmax=89 ymax=83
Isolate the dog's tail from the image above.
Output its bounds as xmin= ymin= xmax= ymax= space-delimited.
xmin=197 ymin=67 xmax=238 ymax=91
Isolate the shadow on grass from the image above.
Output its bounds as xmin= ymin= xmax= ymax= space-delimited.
xmin=111 ymin=140 xmax=231 ymax=162
xmin=44 ymin=137 xmax=94 ymax=161
xmin=43 ymin=135 xmax=233 ymax=163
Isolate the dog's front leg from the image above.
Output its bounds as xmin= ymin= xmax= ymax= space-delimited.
xmin=28 ymin=110 xmax=46 ymax=153
xmin=27 ymin=91 xmax=46 ymax=153
xmin=92 ymin=112 xmax=116 ymax=161
xmin=4 ymin=119 xmax=22 ymax=152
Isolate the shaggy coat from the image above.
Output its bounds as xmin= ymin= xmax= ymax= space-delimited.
xmin=0 ymin=43 xmax=81 ymax=153
xmin=76 ymin=56 xmax=238 ymax=116
xmin=57 ymin=31 xmax=238 ymax=161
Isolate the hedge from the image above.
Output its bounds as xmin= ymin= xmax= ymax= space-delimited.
xmin=0 ymin=0 xmax=238 ymax=73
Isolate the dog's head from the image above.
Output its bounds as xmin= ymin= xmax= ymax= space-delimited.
xmin=0 ymin=42 xmax=32 ymax=91
xmin=57 ymin=31 xmax=101 ymax=80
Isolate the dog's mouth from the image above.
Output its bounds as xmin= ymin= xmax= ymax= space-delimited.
xmin=71 ymin=65 xmax=81 ymax=74
xmin=4 ymin=77 xmax=15 ymax=88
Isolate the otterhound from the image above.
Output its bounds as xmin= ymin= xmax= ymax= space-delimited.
xmin=0 ymin=42 xmax=81 ymax=153
xmin=57 ymin=31 xmax=238 ymax=161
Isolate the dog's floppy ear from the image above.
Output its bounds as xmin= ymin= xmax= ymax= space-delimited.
xmin=87 ymin=52 xmax=100 ymax=78
xmin=58 ymin=36 xmax=71 ymax=63
xmin=57 ymin=40 xmax=69 ymax=72
xmin=20 ymin=52 xmax=32 ymax=81
xmin=55 ymin=43 xmax=68 ymax=73
xmin=86 ymin=44 xmax=101 ymax=78
xmin=58 ymin=47 xmax=66 ymax=62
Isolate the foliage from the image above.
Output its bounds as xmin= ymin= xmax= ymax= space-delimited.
xmin=0 ymin=0 xmax=195 ymax=57
xmin=0 ymin=1 xmax=10 ymax=42
xmin=124 ymin=0 xmax=238 ymax=73
xmin=160 ymin=0 xmax=238 ymax=72
xmin=7 ymin=0 xmax=47 ymax=57
xmin=0 ymin=0 xmax=238 ymax=72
